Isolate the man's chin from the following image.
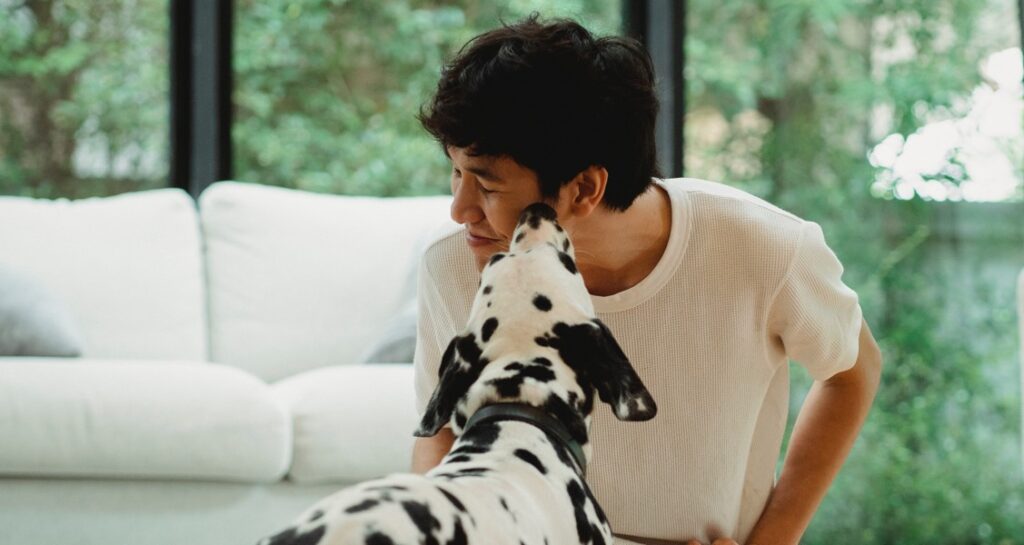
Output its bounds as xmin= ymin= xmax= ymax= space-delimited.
xmin=471 ymin=248 xmax=494 ymax=272
xmin=468 ymin=242 xmax=504 ymax=272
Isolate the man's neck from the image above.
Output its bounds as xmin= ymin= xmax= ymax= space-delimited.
xmin=570 ymin=184 xmax=672 ymax=297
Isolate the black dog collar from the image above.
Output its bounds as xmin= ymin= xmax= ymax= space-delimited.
xmin=462 ymin=403 xmax=587 ymax=477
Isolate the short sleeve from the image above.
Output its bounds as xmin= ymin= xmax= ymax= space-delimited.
xmin=767 ymin=221 xmax=863 ymax=380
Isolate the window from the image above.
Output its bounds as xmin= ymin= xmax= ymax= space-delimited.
xmin=0 ymin=0 xmax=168 ymax=198
xmin=232 ymin=0 xmax=621 ymax=196
xmin=687 ymin=1 xmax=1024 ymax=541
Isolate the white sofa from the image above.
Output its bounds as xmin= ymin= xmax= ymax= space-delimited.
xmin=0 ymin=182 xmax=457 ymax=545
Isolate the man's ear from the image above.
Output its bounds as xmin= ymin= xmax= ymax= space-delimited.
xmin=557 ymin=165 xmax=607 ymax=219
xmin=414 ymin=334 xmax=482 ymax=437
xmin=552 ymin=320 xmax=657 ymax=421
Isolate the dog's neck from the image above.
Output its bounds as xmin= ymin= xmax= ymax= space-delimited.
xmin=462 ymin=402 xmax=588 ymax=476
xmin=460 ymin=399 xmax=589 ymax=477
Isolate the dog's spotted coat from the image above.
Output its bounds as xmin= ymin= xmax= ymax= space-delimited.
xmin=258 ymin=203 xmax=657 ymax=545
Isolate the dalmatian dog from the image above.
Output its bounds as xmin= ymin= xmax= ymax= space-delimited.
xmin=257 ymin=202 xmax=657 ymax=545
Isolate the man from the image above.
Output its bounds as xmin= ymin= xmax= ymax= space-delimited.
xmin=410 ymin=14 xmax=882 ymax=545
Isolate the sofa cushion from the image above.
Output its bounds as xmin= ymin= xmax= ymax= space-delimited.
xmin=0 ymin=359 xmax=290 ymax=482
xmin=200 ymin=181 xmax=454 ymax=381
xmin=0 ymin=264 xmax=84 ymax=357
xmin=0 ymin=189 xmax=207 ymax=360
xmin=273 ymin=364 xmax=418 ymax=484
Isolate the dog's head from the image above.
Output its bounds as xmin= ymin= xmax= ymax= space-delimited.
xmin=415 ymin=203 xmax=657 ymax=454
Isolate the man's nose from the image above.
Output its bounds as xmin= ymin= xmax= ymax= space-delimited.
xmin=450 ymin=179 xmax=484 ymax=225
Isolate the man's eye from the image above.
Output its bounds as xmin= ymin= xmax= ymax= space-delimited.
xmin=479 ymin=185 xmax=495 ymax=194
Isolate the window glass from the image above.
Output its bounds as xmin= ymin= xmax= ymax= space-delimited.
xmin=0 ymin=0 xmax=168 ymax=198
xmin=687 ymin=1 xmax=1024 ymax=541
xmin=233 ymin=0 xmax=621 ymax=196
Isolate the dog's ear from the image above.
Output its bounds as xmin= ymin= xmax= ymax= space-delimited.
xmin=553 ymin=320 xmax=657 ymax=421
xmin=414 ymin=334 xmax=482 ymax=437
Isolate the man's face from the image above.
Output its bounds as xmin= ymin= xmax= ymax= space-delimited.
xmin=447 ymin=145 xmax=552 ymax=270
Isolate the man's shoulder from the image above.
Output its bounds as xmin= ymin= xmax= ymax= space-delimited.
xmin=661 ymin=177 xmax=804 ymax=226
xmin=419 ymin=221 xmax=478 ymax=284
xmin=420 ymin=220 xmax=465 ymax=261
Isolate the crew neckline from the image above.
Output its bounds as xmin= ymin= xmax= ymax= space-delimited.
xmin=590 ymin=179 xmax=691 ymax=314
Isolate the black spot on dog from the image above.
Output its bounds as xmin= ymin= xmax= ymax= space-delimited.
xmin=504 ymin=362 xmax=524 ymax=371
xmin=532 ymin=294 xmax=552 ymax=311
xmin=401 ymin=500 xmax=441 ymax=544
xmin=567 ymin=480 xmax=593 ymax=543
xmin=563 ymin=239 xmax=570 ymax=251
xmin=454 ymin=409 xmax=468 ymax=429
xmin=488 ymin=364 xmax=554 ymax=397
xmin=533 ymin=357 xmax=552 ymax=367
xmin=488 ymin=253 xmax=506 ymax=267
xmin=449 ymin=518 xmax=468 ymax=545
xmin=365 ymin=531 xmax=396 ymax=545
xmin=515 ymin=231 xmax=526 ymax=243
xmin=482 ymin=285 xmax=492 ymax=295
xmin=481 ymin=317 xmax=499 ymax=342
xmin=455 ymin=466 xmax=490 ymax=477
xmin=449 ymin=444 xmax=488 ymax=456
xmin=445 ymin=454 xmax=471 ymax=464
xmin=499 ymin=497 xmax=511 ymax=511
xmin=308 ymin=509 xmax=324 ymax=522
xmin=455 ymin=335 xmax=485 ymax=367
xmin=583 ymin=480 xmax=610 ymax=526
xmin=513 ymin=448 xmax=548 ymax=474
xmin=437 ymin=487 xmax=467 ymax=513
xmin=345 ymin=498 xmax=379 ymax=513
xmin=488 ymin=375 xmax=523 ymax=397
xmin=461 ymin=420 xmax=500 ymax=449
xmin=520 ymin=365 xmax=556 ymax=383
xmin=534 ymin=335 xmax=552 ymax=347
xmin=558 ymin=251 xmax=578 ymax=274
xmin=543 ymin=395 xmax=588 ymax=445
xmin=262 ymin=525 xmax=326 ymax=545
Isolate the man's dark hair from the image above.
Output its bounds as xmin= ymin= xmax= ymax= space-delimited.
xmin=418 ymin=13 xmax=661 ymax=212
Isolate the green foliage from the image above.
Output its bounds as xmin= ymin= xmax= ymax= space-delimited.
xmin=232 ymin=0 xmax=621 ymax=196
xmin=0 ymin=0 xmax=167 ymax=198
xmin=687 ymin=0 xmax=1024 ymax=542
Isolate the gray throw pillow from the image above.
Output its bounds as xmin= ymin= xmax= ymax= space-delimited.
xmin=0 ymin=264 xmax=84 ymax=357
xmin=359 ymin=299 xmax=417 ymax=364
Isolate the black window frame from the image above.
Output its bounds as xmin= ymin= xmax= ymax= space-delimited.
xmin=170 ymin=0 xmax=233 ymax=198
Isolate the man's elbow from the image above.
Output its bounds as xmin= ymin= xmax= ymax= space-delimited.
xmin=410 ymin=428 xmax=456 ymax=474
xmin=858 ymin=322 xmax=883 ymax=391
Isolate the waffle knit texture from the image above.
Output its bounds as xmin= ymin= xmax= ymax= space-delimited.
xmin=413 ymin=177 xmax=863 ymax=544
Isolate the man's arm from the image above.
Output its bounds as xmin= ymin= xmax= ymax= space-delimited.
xmin=411 ymin=427 xmax=456 ymax=474
xmin=744 ymin=319 xmax=883 ymax=545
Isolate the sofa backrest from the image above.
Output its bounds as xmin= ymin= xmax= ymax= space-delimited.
xmin=199 ymin=181 xmax=455 ymax=382
xmin=0 ymin=189 xmax=208 ymax=360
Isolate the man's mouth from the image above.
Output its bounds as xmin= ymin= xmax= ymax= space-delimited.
xmin=466 ymin=231 xmax=499 ymax=247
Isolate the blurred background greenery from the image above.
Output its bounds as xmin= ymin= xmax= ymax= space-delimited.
xmin=1 ymin=0 xmax=1022 ymax=543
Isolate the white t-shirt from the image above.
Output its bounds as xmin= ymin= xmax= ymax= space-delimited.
xmin=413 ymin=177 xmax=863 ymax=544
